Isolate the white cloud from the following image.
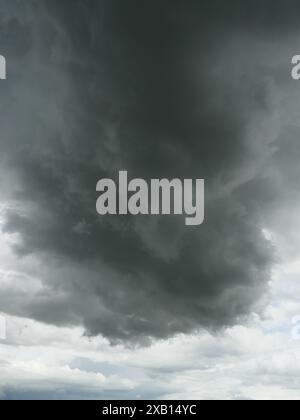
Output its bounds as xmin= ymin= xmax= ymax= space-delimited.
xmin=1 ymin=202 xmax=300 ymax=400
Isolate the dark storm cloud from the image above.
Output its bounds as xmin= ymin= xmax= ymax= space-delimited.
xmin=1 ymin=0 xmax=297 ymax=343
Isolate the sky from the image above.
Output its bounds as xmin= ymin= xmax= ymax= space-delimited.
xmin=1 ymin=0 xmax=300 ymax=400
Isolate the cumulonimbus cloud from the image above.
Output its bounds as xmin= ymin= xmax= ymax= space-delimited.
xmin=1 ymin=0 xmax=297 ymax=344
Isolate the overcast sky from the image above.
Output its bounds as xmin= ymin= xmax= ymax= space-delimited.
xmin=1 ymin=0 xmax=300 ymax=400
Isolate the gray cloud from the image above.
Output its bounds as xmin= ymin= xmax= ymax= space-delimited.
xmin=1 ymin=0 xmax=297 ymax=343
